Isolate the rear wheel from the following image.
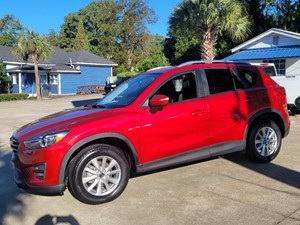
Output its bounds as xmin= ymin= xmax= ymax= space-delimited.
xmin=68 ymin=144 xmax=130 ymax=204
xmin=246 ymin=120 xmax=282 ymax=163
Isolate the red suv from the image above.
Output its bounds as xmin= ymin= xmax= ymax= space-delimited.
xmin=11 ymin=61 xmax=290 ymax=204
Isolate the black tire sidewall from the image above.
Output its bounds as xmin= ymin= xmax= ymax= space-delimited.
xmin=68 ymin=144 xmax=130 ymax=204
xmin=290 ymin=106 xmax=300 ymax=114
xmin=246 ymin=120 xmax=282 ymax=163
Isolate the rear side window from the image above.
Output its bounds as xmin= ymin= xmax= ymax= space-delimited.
xmin=236 ymin=68 xmax=258 ymax=88
xmin=205 ymin=69 xmax=235 ymax=95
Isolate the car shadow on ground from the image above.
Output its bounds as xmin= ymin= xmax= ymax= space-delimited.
xmin=222 ymin=152 xmax=300 ymax=189
xmin=0 ymin=147 xmax=27 ymax=223
xmin=71 ymin=98 xmax=101 ymax=107
xmin=35 ymin=214 xmax=80 ymax=225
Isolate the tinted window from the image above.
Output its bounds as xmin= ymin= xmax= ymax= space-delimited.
xmin=236 ymin=68 xmax=258 ymax=88
xmin=233 ymin=75 xmax=244 ymax=90
xmin=155 ymin=72 xmax=197 ymax=103
xmin=263 ymin=66 xmax=277 ymax=77
xmin=205 ymin=69 xmax=235 ymax=95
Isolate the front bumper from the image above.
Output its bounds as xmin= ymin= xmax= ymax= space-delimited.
xmin=13 ymin=167 xmax=66 ymax=196
xmin=11 ymin=144 xmax=67 ymax=196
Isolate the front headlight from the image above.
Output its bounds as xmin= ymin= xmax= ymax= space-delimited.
xmin=24 ymin=130 xmax=69 ymax=150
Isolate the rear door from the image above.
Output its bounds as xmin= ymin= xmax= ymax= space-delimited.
xmin=203 ymin=68 xmax=247 ymax=151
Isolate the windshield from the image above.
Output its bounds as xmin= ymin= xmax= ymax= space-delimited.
xmin=97 ymin=73 xmax=160 ymax=108
xmin=115 ymin=77 xmax=130 ymax=85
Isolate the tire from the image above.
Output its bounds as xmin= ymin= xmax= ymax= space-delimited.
xmin=68 ymin=144 xmax=130 ymax=204
xmin=246 ymin=120 xmax=282 ymax=163
xmin=290 ymin=106 xmax=300 ymax=115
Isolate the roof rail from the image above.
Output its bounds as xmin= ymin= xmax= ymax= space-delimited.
xmin=147 ymin=66 xmax=173 ymax=72
xmin=178 ymin=60 xmax=250 ymax=67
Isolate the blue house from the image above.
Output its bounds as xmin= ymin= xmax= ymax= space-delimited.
xmin=0 ymin=45 xmax=117 ymax=95
xmin=224 ymin=28 xmax=300 ymax=77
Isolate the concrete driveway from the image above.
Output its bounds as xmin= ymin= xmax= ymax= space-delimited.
xmin=0 ymin=94 xmax=299 ymax=225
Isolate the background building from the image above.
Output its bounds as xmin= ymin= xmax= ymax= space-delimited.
xmin=224 ymin=28 xmax=300 ymax=77
xmin=0 ymin=45 xmax=117 ymax=96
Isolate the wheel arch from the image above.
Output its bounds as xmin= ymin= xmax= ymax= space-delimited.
xmin=245 ymin=109 xmax=287 ymax=142
xmin=59 ymin=133 xmax=139 ymax=185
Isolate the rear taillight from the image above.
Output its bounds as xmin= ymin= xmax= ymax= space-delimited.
xmin=273 ymin=86 xmax=289 ymax=112
xmin=274 ymin=86 xmax=286 ymax=97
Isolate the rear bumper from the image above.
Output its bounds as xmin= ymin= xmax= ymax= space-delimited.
xmin=14 ymin=168 xmax=66 ymax=196
xmin=284 ymin=123 xmax=290 ymax=138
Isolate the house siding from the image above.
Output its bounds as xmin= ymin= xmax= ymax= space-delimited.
xmin=61 ymin=73 xmax=82 ymax=94
xmin=11 ymin=84 xmax=19 ymax=93
xmin=286 ymin=59 xmax=300 ymax=76
xmin=61 ymin=66 xmax=111 ymax=94
xmin=244 ymin=35 xmax=300 ymax=50
xmin=80 ymin=66 xmax=111 ymax=85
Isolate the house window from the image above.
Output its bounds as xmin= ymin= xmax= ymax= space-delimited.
xmin=263 ymin=59 xmax=286 ymax=76
xmin=273 ymin=36 xmax=279 ymax=46
xmin=40 ymin=74 xmax=47 ymax=84
xmin=49 ymin=74 xmax=58 ymax=85
xmin=11 ymin=74 xmax=19 ymax=84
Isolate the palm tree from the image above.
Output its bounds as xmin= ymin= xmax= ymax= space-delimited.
xmin=169 ymin=0 xmax=251 ymax=60
xmin=13 ymin=30 xmax=53 ymax=100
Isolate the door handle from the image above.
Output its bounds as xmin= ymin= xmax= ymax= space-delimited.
xmin=192 ymin=109 xmax=207 ymax=116
xmin=246 ymin=98 xmax=253 ymax=103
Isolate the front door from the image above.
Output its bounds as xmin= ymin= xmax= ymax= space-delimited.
xmin=137 ymin=72 xmax=209 ymax=164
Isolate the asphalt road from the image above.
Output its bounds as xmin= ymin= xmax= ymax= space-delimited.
xmin=0 ymin=94 xmax=299 ymax=225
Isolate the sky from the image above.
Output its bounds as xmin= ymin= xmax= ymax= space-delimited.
xmin=0 ymin=0 xmax=182 ymax=37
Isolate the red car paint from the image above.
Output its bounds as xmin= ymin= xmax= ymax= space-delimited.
xmin=11 ymin=61 xmax=290 ymax=198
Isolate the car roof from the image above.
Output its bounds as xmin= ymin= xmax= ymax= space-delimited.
xmin=146 ymin=60 xmax=255 ymax=74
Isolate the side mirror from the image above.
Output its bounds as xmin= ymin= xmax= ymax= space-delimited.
xmin=149 ymin=94 xmax=169 ymax=108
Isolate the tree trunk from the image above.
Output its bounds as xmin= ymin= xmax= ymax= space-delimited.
xmin=127 ymin=49 xmax=133 ymax=71
xmin=199 ymin=28 xmax=217 ymax=60
xmin=32 ymin=55 xmax=42 ymax=100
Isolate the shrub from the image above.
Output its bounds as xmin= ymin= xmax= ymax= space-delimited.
xmin=116 ymin=71 xmax=139 ymax=77
xmin=0 ymin=93 xmax=29 ymax=102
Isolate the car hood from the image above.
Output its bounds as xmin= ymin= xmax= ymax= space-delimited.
xmin=13 ymin=106 xmax=112 ymax=141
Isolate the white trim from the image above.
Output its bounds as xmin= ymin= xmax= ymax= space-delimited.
xmin=232 ymin=28 xmax=300 ymax=53
xmin=58 ymin=73 xmax=61 ymax=95
xmin=18 ymin=72 xmax=22 ymax=93
xmin=50 ymin=70 xmax=80 ymax=74
xmin=73 ymin=62 xmax=118 ymax=67
xmin=2 ymin=61 xmax=56 ymax=67
xmin=3 ymin=61 xmax=24 ymax=66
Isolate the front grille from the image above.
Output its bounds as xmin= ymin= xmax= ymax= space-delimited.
xmin=10 ymin=137 xmax=20 ymax=153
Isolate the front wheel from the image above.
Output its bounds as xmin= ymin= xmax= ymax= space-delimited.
xmin=246 ymin=120 xmax=282 ymax=163
xmin=68 ymin=144 xmax=130 ymax=204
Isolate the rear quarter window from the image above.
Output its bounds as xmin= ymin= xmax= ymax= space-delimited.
xmin=236 ymin=68 xmax=258 ymax=88
xmin=263 ymin=66 xmax=277 ymax=77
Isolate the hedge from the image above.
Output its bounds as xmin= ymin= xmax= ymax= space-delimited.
xmin=0 ymin=93 xmax=29 ymax=102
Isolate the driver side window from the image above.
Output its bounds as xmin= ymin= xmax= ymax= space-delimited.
xmin=155 ymin=72 xmax=197 ymax=104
